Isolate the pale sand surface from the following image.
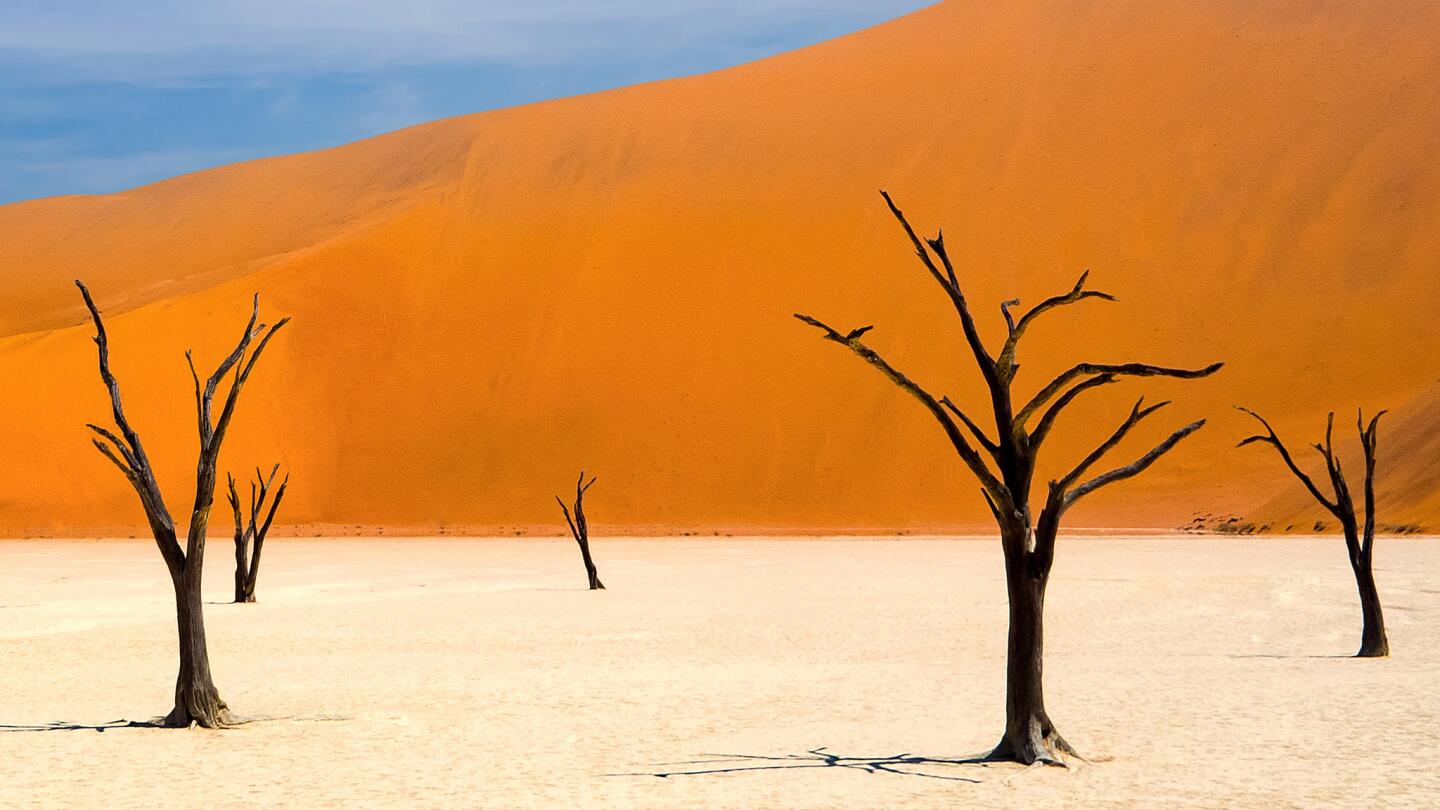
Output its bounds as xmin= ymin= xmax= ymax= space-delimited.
xmin=2 ymin=537 xmax=1437 ymax=808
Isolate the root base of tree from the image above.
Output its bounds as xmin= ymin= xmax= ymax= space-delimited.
xmin=987 ymin=722 xmax=1080 ymax=767
xmin=1356 ymin=641 xmax=1389 ymax=658
xmin=162 ymin=693 xmax=233 ymax=730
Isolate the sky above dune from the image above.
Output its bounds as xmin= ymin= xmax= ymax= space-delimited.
xmin=0 ymin=0 xmax=930 ymax=205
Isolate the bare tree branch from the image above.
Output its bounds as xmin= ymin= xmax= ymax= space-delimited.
xmin=1359 ymin=409 xmax=1384 ymax=559
xmin=209 ymin=317 xmax=291 ymax=460
xmin=75 ymin=279 xmax=182 ymax=570
xmin=556 ymin=497 xmax=580 ymax=544
xmin=86 ymin=423 xmax=137 ymax=469
xmin=91 ymin=438 xmax=135 ymax=479
xmin=1056 ymin=398 xmax=1171 ymax=492
xmin=999 ymin=299 xmax=1021 ymax=335
xmin=1064 ymin=419 xmax=1206 ymax=507
xmin=880 ymin=191 xmax=997 ymax=375
xmin=1235 ymin=406 xmax=1339 ymax=515
xmin=199 ymin=297 xmax=260 ymax=444
xmin=557 ymin=470 xmax=604 ymax=590
xmin=1019 ymin=361 xmax=1223 ymax=427
xmin=1027 ymin=373 xmax=1118 ymax=449
xmin=795 ymin=313 xmax=1006 ymax=499
xmin=996 ymin=272 xmax=1117 ymax=377
xmin=941 ymin=396 xmax=999 ymax=455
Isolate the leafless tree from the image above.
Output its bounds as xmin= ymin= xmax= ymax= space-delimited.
xmin=78 ymin=280 xmax=289 ymax=727
xmin=557 ymin=472 xmax=605 ymax=590
xmin=1237 ymin=407 xmax=1389 ymax=657
xmin=227 ymin=464 xmax=289 ymax=604
xmin=795 ymin=192 xmax=1222 ymax=764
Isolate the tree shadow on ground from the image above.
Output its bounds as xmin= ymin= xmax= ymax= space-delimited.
xmin=0 ymin=719 xmax=160 ymax=732
xmin=0 ymin=714 xmax=348 ymax=732
xmin=1226 ymin=653 xmax=1355 ymax=660
xmin=609 ymin=746 xmax=1036 ymax=783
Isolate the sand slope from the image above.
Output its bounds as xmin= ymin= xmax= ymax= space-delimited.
xmin=1 ymin=0 xmax=1438 ymax=535
xmin=2 ymin=537 xmax=1437 ymax=807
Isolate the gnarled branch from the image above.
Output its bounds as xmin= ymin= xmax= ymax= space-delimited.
xmin=795 ymin=313 xmax=1006 ymax=500
xmin=1056 ymin=398 xmax=1171 ymax=493
xmin=1358 ymin=409 xmax=1384 ymax=559
xmin=208 ymin=317 xmax=291 ymax=461
xmin=1236 ymin=406 xmax=1339 ymax=516
xmin=1064 ymin=419 xmax=1207 ymax=508
xmin=230 ymin=465 xmax=288 ymax=603
xmin=557 ymin=471 xmax=604 ymax=590
xmin=1027 ymin=373 xmax=1118 ymax=449
xmin=941 ymin=396 xmax=999 ymax=455
xmin=75 ymin=279 xmax=181 ymax=570
xmin=996 ymin=272 xmax=1117 ymax=377
xmin=1019 ymin=361 xmax=1223 ymax=427
xmin=880 ymin=191 xmax=997 ymax=376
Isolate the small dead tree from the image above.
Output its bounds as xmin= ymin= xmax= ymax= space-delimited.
xmin=556 ymin=472 xmax=605 ymax=590
xmin=1237 ymin=407 xmax=1389 ymax=657
xmin=78 ymin=280 xmax=288 ymax=727
xmin=795 ymin=192 xmax=1221 ymax=764
xmin=227 ymin=464 xmax=289 ymax=604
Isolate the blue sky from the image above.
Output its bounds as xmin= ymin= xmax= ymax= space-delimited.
xmin=0 ymin=1 xmax=930 ymax=205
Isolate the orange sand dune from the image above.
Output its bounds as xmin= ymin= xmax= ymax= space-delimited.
xmin=1 ymin=0 xmax=1438 ymax=536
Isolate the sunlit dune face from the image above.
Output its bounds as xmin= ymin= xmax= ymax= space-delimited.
xmin=0 ymin=0 xmax=1437 ymax=536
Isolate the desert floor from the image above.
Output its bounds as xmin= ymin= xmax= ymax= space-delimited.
xmin=2 ymin=536 xmax=1437 ymax=808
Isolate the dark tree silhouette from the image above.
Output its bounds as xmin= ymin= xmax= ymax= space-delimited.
xmin=556 ymin=472 xmax=605 ymax=590
xmin=226 ymin=464 xmax=289 ymax=604
xmin=1237 ymin=407 xmax=1389 ymax=657
xmin=795 ymin=192 xmax=1221 ymax=764
xmin=77 ymin=280 xmax=289 ymax=727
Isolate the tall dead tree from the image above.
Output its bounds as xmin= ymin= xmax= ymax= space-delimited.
xmin=227 ymin=464 xmax=289 ymax=604
xmin=1237 ymin=408 xmax=1389 ymax=657
xmin=556 ymin=472 xmax=605 ymax=590
xmin=78 ymin=280 xmax=289 ymax=727
xmin=795 ymin=192 xmax=1221 ymax=764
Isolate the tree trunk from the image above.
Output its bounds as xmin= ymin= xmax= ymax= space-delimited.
xmin=164 ymin=569 xmax=230 ymax=727
xmin=233 ymin=538 xmax=251 ymax=603
xmin=990 ymin=527 xmax=1074 ymax=764
xmin=243 ymin=535 xmax=264 ymax=602
xmin=580 ymin=542 xmax=604 ymax=591
xmin=1352 ymin=558 xmax=1388 ymax=658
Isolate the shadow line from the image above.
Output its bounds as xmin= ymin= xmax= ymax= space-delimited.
xmin=0 ymin=719 xmax=160 ymax=733
xmin=1227 ymin=653 xmax=1355 ymax=660
xmin=0 ymin=714 xmax=349 ymax=733
xmin=608 ymin=747 xmax=1021 ymax=783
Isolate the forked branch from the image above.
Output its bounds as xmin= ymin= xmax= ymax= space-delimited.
xmin=1019 ymin=361 xmax=1223 ymax=427
xmin=997 ymin=272 xmax=1117 ymax=377
xmin=1028 ymin=373 xmax=1118 ymax=449
xmin=880 ymin=191 xmax=997 ymax=376
xmin=1064 ymin=419 xmax=1207 ymax=507
xmin=557 ymin=471 xmax=604 ymax=590
xmin=794 ymin=313 xmax=1005 ymax=499
xmin=1358 ymin=409 xmax=1385 ymax=557
xmin=229 ymin=465 xmax=288 ymax=602
xmin=1056 ymin=398 xmax=1172 ymax=492
xmin=1235 ymin=407 xmax=1340 ymax=515
xmin=76 ymin=279 xmax=181 ymax=570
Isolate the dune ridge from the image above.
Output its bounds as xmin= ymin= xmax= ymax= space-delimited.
xmin=1 ymin=0 xmax=1438 ymax=536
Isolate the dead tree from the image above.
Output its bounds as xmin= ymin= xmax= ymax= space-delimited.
xmin=227 ymin=464 xmax=289 ymax=603
xmin=556 ymin=472 xmax=605 ymax=590
xmin=795 ymin=192 xmax=1221 ymax=764
xmin=78 ymin=280 xmax=288 ymax=727
xmin=1237 ymin=408 xmax=1389 ymax=657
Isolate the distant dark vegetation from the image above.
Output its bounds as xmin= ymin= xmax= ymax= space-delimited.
xmin=1180 ymin=513 xmax=1424 ymax=536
